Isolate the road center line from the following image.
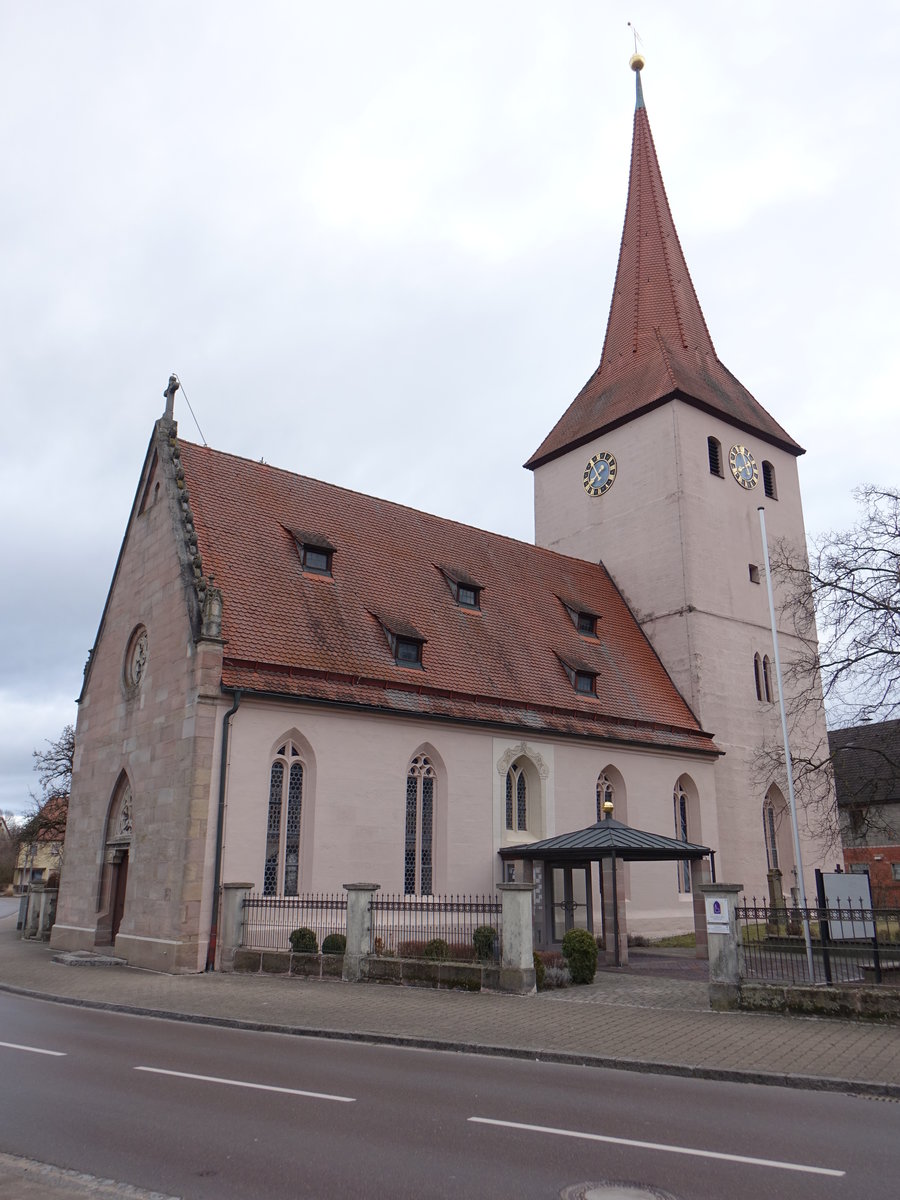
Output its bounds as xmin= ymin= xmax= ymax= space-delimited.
xmin=467 ymin=1117 xmax=845 ymax=1178
xmin=0 ymin=1041 xmax=66 ymax=1057
xmin=134 ymin=1066 xmax=355 ymax=1102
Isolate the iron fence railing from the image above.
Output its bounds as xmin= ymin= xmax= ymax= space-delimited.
xmin=737 ymin=898 xmax=900 ymax=986
xmin=241 ymin=893 xmax=347 ymax=950
xmin=369 ymin=894 xmax=502 ymax=961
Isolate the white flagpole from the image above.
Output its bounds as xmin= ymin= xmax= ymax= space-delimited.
xmin=758 ymin=505 xmax=815 ymax=982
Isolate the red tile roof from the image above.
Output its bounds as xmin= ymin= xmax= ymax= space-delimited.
xmin=178 ymin=440 xmax=716 ymax=756
xmin=526 ymin=69 xmax=802 ymax=470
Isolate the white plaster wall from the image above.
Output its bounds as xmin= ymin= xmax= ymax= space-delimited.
xmin=219 ymin=699 xmax=717 ymax=933
xmin=533 ymin=398 xmax=833 ymax=905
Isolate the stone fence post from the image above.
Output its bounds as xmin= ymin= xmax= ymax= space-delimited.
xmin=698 ymin=882 xmax=744 ymax=1010
xmin=219 ymin=883 xmax=254 ymax=970
xmin=342 ymin=883 xmax=380 ymax=982
xmin=497 ymin=882 xmax=536 ymax=994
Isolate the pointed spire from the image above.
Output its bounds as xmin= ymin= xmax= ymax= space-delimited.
xmin=526 ymin=59 xmax=802 ymax=470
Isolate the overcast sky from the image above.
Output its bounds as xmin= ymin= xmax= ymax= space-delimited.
xmin=2 ymin=2 xmax=898 ymax=815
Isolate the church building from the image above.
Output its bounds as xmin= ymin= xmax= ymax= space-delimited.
xmin=50 ymin=59 xmax=831 ymax=972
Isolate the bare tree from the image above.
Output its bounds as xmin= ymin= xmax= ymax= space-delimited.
xmin=755 ymin=486 xmax=900 ymax=850
xmin=19 ymin=724 xmax=74 ymax=845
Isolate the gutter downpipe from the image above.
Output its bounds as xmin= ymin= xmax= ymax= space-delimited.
xmin=205 ymin=689 xmax=242 ymax=972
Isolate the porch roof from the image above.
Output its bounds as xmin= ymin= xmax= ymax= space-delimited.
xmin=498 ymin=815 xmax=710 ymax=863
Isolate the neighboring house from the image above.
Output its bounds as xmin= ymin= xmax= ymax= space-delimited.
xmin=14 ymin=796 xmax=68 ymax=893
xmin=830 ymin=720 xmax=900 ymax=906
xmin=50 ymin=59 xmax=832 ymax=973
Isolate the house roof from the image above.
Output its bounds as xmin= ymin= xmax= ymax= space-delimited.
xmin=829 ymin=720 xmax=900 ymax=808
xmin=177 ymin=439 xmax=717 ymax=756
xmin=526 ymin=64 xmax=803 ymax=471
xmin=499 ymin=814 xmax=710 ymax=862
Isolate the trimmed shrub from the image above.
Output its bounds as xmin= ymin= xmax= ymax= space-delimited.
xmin=289 ymin=927 xmax=318 ymax=954
xmin=321 ymin=932 xmax=346 ymax=955
xmin=561 ymin=927 xmax=598 ymax=984
xmin=543 ymin=964 xmax=572 ymax=989
xmin=423 ymin=937 xmax=451 ymax=961
xmin=533 ymin=951 xmax=546 ymax=990
xmin=473 ymin=925 xmax=497 ymax=961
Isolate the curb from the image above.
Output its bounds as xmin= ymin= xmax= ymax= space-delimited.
xmin=3 ymin=980 xmax=898 ymax=1100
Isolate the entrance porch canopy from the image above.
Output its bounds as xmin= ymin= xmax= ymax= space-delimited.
xmin=499 ymin=814 xmax=711 ymax=866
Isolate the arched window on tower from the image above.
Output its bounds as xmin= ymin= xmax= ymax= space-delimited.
xmin=673 ymin=778 xmax=691 ymax=894
xmin=263 ymin=741 xmax=304 ymax=896
xmin=405 ymin=754 xmax=435 ymax=895
xmin=505 ymin=762 xmax=528 ymax=833
xmin=762 ymin=655 xmax=773 ymax=703
xmin=596 ymin=772 xmax=614 ymax=822
xmin=753 ymin=653 xmax=763 ymax=702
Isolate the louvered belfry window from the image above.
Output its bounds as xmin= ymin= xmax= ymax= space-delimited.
xmin=263 ymin=742 xmax=304 ymax=896
xmin=404 ymin=754 xmax=435 ymax=895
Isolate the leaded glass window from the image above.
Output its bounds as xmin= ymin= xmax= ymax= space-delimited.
xmin=262 ymin=743 xmax=304 ymax=896
xmin=404 ymin=754 xmax=436 ymax=895
xmin=673 ymin=779 xmax=691 ymax=894
xmin=596 ymin=773 xmax=614 ymax=822
xmin=505 ymin=762 xmax=527 ymax=832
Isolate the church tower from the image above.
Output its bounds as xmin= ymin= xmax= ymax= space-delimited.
xmin=527 ymin=57 xmax=829 ymax=899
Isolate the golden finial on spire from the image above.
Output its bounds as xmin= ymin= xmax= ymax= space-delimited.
xmin=627 ymin=21 xmax=645 ymax=71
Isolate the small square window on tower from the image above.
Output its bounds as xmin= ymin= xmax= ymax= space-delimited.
xmin=749 ymin=564 xmax=761 ymax=584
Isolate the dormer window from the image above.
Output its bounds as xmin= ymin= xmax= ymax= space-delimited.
xmin=576 ymin=612 xmax=597 ymax=637
xmin=289 ymin=527 xmax=336 ymax=577
xmin=302 ymin=545 xmax=332 ymax=574
xmin=558 ymin=596 xmax=600 ymax=638
xmin=373 ymin=611 xmax=426 ymax=669
xmin=574 ymin=670 xmax=596 ymax=695
xmin=395 ymin=636 xmax=422 ymax=667
xmin=558 ymin=654 xmax=597 ymax=697
xmin=437 ymin=565 xmax=482 ymax=610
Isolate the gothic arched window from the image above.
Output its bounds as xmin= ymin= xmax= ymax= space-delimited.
xmin=596 ymin=773 xmax=614 ymax=822
xmin=673 ymin=778 xmax=691 ymax=894
xmin=505 ymin=762 xmax=528 ymax=832
xmin=405 ymin=754 xmax=435 ymax=895
xmin=762 ymin=655 xmax=773 ymax=703
xmin=753 ymin=653 xmax=763 ymax=702
xmin=263 ymin=742 xmax=304 ymax=896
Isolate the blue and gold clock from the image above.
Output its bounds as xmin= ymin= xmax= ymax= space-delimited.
xmin=583 ymin=451 xmax=617 ymax=497
xmin=729 ymin=445 xmax=758 ymax=490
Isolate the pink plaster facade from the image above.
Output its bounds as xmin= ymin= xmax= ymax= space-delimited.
xmin=533 ymin=398 xmax=832 ymax=903
xmin=220 ymin=700 xmax=717 ymax=937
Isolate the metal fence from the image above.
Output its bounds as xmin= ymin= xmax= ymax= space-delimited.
xmin=369 ymin=894 xmax=502 ymax=961
xmin=241 ymin=893 xmax=347 ymax=950
xmin=737 ymin=898 xmax=900 ymax=986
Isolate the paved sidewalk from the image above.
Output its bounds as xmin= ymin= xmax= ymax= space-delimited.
xmin=2 ymin=929 xmax=899 ymax=1095
xmin=3 ymin=927 xmax=900 ymax=1199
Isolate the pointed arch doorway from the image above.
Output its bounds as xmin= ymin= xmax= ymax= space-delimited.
xmin=97 ymin=777 xmax=133 ymax=947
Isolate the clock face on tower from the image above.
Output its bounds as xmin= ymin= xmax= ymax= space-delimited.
xmin=729 ymin=445 xmax=759 ymax=490
xmin=583 ymin=451 xmax=617 ymax=497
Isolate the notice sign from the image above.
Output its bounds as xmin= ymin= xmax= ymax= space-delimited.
xmin=705 ymin=896 xmax=730 ymax=928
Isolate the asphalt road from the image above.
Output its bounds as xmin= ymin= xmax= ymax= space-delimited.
xmin=0 ymin=992 xmax=894 ymax=1200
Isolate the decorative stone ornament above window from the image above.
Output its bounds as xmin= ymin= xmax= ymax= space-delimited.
xmin=123 ymin=626 xmax=148 ymax=694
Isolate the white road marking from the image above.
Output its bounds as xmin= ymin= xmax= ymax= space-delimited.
xmin=468 ymin=1117 xmax=845 ymax=1178
xmin=0 ymin=1041 xmax=66 ymax=1057
xmin=134 ymin=1066 xmax=355 ymax=1102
